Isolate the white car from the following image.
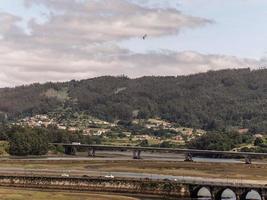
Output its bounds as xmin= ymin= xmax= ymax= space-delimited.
xmin=61 ymin=173 xmax=70 ymax=177
xmin=104 ymin=174 xmax=114 ymax=179
xmin=71 ymin=142 xmax=81 ymax=145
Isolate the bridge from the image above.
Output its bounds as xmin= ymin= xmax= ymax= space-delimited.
xmin=51 ymin=143 xmax=267 ymax=164
xmin=0 ymin=174 xmax=265 ymax=200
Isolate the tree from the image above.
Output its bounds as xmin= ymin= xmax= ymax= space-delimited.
xmin=29 ymin=128 xmax=49 ymax=155
xmin=137 ymin=109 xmax=150 ymax=119
xmin=139 ymin=139 xmax=149 ymax=147
xmin=8 ymin=127 xmax=49 ymax=156
xmin=159 ymin=141 xmax=175 ymax=148
xmin=188 ymin=131 xmax=253 ymax=151
xmin=9 ymin=132 xmax=32 ymax=156
xmin=254 ymin=137 xmax=264 ymax=146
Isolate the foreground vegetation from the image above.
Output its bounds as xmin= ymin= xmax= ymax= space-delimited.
xmin=0 ymin=125 xmax=101 ymax=156
xmin=0 ymin=188 xmax=140 ymax=200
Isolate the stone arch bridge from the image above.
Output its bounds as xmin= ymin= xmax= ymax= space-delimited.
xmin=0 ymin=175 xmax=265 ymax=200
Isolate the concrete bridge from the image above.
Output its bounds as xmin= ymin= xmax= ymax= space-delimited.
xmin=51 ymin=143 xmax=267 ymax=164
xmin=0 ymin=174 xmax=265 ymax=200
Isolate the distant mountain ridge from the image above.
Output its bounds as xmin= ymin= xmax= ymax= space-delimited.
xmin=0 ymin=68 xmax=266 ymax=132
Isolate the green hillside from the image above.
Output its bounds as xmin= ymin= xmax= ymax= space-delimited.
xmin=0 ymin=68 xmax=267 ymax=132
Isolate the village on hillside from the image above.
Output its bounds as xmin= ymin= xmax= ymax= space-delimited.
xmin=14 ymin=114 xmax=207 ymax=147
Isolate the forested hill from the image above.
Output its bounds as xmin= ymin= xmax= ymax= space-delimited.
xmin=0 ymin=68 xmax=267 ymax=132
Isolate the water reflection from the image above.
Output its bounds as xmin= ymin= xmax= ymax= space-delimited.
xmin=221 ymin=189 xmax=236 ymax=200
xmin=246 ymin=190 xmax=262 ymax=200
xmin=197 ymin=187 xmax=212 ymax=200
xmin=136 ymin=188 xmax=263 ymax=200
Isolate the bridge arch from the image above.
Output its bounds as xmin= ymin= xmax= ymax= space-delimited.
xmin=215 ymin=188 xmax=238 ymax=200
xmin=190 ymin=186 xmax=212 ymax=200
xmin=244 ymin=189 xmax=262 ymax=200
xmin=196 ymin=187 xmax=212 ymax=200
xmin=219 ymin=188 xmax=237 ymax=200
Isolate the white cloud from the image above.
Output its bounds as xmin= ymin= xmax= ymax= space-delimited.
xmin=0 ymin=0 xmax=265 ymax=87
xmin=0 ymin=45 xmax=265 ymax=87
xmin=23 ymin=0 xmax=212 ymax=45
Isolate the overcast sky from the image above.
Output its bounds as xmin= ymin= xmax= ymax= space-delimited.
xmin=0 ymin=0 xmax=266 ymax=87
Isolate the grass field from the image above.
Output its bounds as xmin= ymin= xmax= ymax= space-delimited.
xmin=0 ymin=188 xmax=140 ymax=200
xmin=0 ymin=159 xmax=266 ymax=180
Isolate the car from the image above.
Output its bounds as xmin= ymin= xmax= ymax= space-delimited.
xmin=71 ymin=142 xmax=81 ymax=145
xmin=61 ymin=173 xmax=70 ymax=177
xmin=104 ymin=174 xmax=114 ymax=179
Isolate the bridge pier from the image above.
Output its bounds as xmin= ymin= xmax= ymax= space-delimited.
xmin=261 ymin=189 xmax=267 ymax=200
xmin=64 ymin=146 xmax=76 ymax=155
xmin=133 ymin=150 xmax=141 ymax=159
xmin=210 ymin=188 xmax=217 ymax=200
xmin=137 ymin=150 xmax=141 ymax=159
xmin=235 ymin=188 xmax=243 ymax=200
xmin=184 ymin=153 xmax=193 ymax=162
xmin=244 ymin=156 xmax=252 ymax=164
xmin=88 ymin=148 xmax=96 ymax=157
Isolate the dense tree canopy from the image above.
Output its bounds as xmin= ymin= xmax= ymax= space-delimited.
xmin=0 ymin=125 xmax=102 ymax=156
xmin=188 ymin=131 xmax=253 ymax=151
xmin=0 ymin=68 xmax=267 ymax=132
xmin=8 ymin=127 xmax=49 ymax=156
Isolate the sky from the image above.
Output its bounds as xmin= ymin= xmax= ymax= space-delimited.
xmin=0 ymin=0 xmax=266 ymax=87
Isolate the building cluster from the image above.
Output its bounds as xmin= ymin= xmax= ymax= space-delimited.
xmin=14 ymin=114 xmax=205 ymax=144
xmin=15 ymin=114 xmax=112 ymax=136
xmin=144 ymin=118 xmax=204 ymax=141
xmin=17 ymin=115 xmax=54 ymax=128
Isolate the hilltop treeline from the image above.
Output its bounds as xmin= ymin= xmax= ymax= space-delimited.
xmin=0 ymin=68 xmax=267 ymax=132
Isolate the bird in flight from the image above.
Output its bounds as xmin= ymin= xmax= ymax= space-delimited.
xmin=142 ymin=34 xmax=147 ymax=40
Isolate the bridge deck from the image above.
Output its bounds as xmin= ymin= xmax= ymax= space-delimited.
xmin=51 ymin=143 xmax=267 ymax=157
